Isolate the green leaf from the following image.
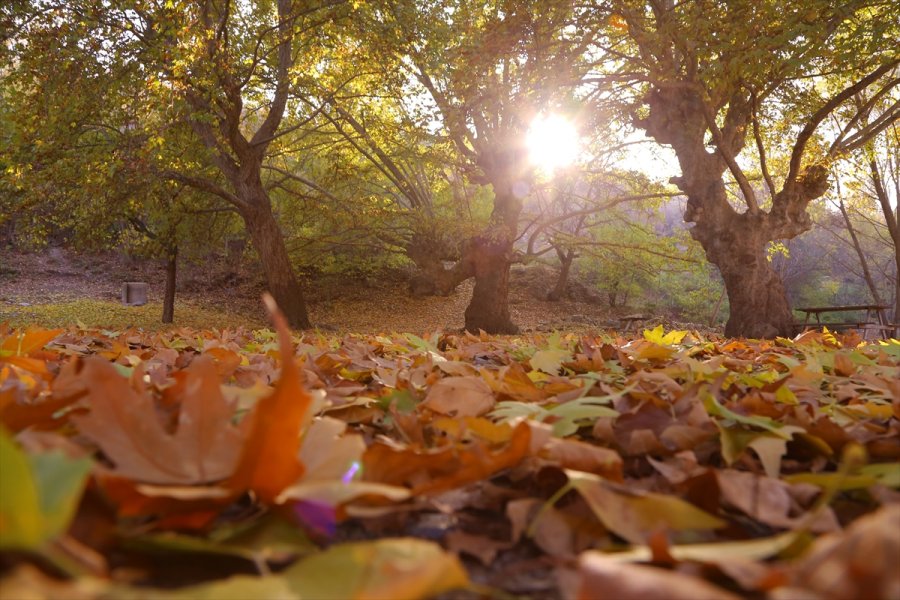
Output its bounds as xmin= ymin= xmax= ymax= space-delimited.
xmin=605 ymin=531 xmax=799 ymax=563
xmin=0 ymin=429 xmax=43 ymax=548
xmin=125 ymin=514 xmax=317 ymax=563
xmin=164 ymin=575 xmax=297 ymax=600
xmin=547 ymin=397 xmax=620 ymax=437
xmin=0 ymin=428 xmax=92 ymax=550
xmin=860 ymin=463 xmax=900 ymax=488
xmin=718 ymin=423 xmax=803 ymax=478
xmin=703 ymin=391 xmax=794 ymax=437
xmin=378 ymin=388 xmax=418 ymax=413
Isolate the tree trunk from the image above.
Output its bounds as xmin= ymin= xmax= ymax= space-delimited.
xmin=162 ymin=246 xmax=177 ymax=324
xmin=547 ymin=247 xmax=574 ymax=301
xmin=690 ymin=209 xmax=796 ymax=338
xmin=715 ymin=241 xmax=794 ymax=338
xmin=242 ymin=200 xmax=311 ymax=329
xmin=463 ymin=234 xmax=518 ymax=334
xmin=461 ymin=164 xmax=523 ymax=334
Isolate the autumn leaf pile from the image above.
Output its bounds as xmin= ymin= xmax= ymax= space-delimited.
xmin=1 ymin=309 xmax=899 ymax=599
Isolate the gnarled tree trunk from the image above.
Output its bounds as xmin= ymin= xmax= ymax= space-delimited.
xmin=406 ymin=233 xmax=469 ymax=296
xmin=701 ymin=215 xmax=794 ymax=338
xmin=638 ymin=87 xmax=826 ymax=338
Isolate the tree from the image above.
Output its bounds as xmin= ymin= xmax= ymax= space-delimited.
xmin=602 ymin=0 xmax=900 ymax=337
xmin=4 ymin=0 xmax=348 ymax=328
xmin=361 ymin=0 xmax=602 ymax=333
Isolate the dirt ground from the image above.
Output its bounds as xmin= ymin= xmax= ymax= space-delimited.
xmin=0 ymin=249 xmax=625 ymax=333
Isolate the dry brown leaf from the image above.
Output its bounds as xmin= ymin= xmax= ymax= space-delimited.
xmin=227 ymin=295 xmax=313 ymax=503
xmin=716 ymin=469 xmax=839 ymax=533
xmin=539 ymin=437 xmax=623 ymax=481
xmin=363 ymin=422 xmax=532 ymax=495
xmin=421 ymin=375 xmax=495 ymax=417
xmin=577 ymin=552 xmax=742 ymax=600
xmin=780 ymin=503 xmax=900 ymax=600
xmin=445 ymin=530 xmax=511 ymax=565
xmin=72 ymin=357 xmax=242 ymax=485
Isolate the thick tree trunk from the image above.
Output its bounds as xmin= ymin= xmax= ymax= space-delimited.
xmin=162 ymin=246 xmax=177 ymax=324
xmin=714 ymin=240 xmax=794 ymax=338
xmin=547 ymin=248 xmax=574 ymax=301
xmin=690 ymin=209 xmax=796 ymax=339
xmin=461 ymin=162 xmax=523 ymax=334
xmin=242 ymin=200 xmax=311 ymax=329
xmin=463 ymin=234 xmax=518 ymax=334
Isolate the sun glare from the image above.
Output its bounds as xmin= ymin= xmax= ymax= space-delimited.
xmin=526 ymin=114 xmax=580 ymax=174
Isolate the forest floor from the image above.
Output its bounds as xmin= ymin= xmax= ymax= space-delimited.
xmin=0 ymin=248 xmax=665 ymax=334
xmin=1 ymin=248 xmax=898 ymax=600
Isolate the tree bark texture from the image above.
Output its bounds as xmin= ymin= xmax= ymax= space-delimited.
xmin=162 ymin=246 xmax=177 ymax=324
xmin=242 ymin=196 xmax=311 ymax=329
xmin=462 ymin=234 xmax=518 ymax=333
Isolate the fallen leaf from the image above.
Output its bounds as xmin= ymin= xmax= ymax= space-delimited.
xmin=72 ymin=357 xmax=241 ymax=485
xmin=0 ymin=429 xmax=92 ymax=550
xmin=568 ymin=470 xmax=725 ymax=544
xmin=282 ymin=537 xmax=470 ymax=600
xmin=421 ymin=375 xmax=495 ymax=417
xmin=227 ymin=295 xmax=313 ymax=503
xmin=782 ymin=503 xmax=900 ymax=600
xmin=539 ymin=437 xmax=623 ymax=481
xmin=363 ymin=422 xmax=532 ymax=495
xmin=577 ymin=551 xmax=741 ymax=600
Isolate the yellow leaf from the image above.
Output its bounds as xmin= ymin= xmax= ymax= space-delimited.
xmin=283 ymin=538 xmax=469 ymax=600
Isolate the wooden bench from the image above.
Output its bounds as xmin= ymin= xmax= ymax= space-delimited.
xmin=619 ymin=314 xmax=649 ymax=333
xmin=795 ymin=304 xmax=894 ymax=340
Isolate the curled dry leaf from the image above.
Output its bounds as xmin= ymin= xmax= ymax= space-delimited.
xmin=363 ymin=422 xmax=532 ymax=495
xmin=568 ymin=470 xmax=725 ymax=545
xmin=539 ymin=437 xmax=623 ymax=481
xmin=227 ymin=295 xmax=313 ymax=503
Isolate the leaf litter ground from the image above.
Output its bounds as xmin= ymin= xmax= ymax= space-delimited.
xmin=1 ymin=310 xmax=899 ymax=600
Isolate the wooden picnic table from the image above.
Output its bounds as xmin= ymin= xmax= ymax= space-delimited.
xmin=795 ymin=304 xmax=895 ymax=339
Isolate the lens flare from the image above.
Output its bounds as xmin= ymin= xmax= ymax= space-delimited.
xmin=526 ymin=114 xmax=579 ymax=174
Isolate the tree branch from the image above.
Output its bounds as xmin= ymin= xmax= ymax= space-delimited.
xmin=788 ymin=60 xmax=900 ymax=183
xmin=163 ymin=171 xmax=244 ymax=209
